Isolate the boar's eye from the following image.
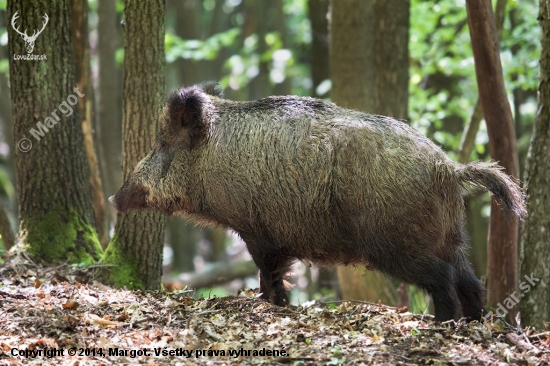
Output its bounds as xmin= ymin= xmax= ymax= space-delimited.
xmin=157 ymin=140 xmax=168 ymax=151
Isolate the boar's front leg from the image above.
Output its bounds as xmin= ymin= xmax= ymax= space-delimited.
xmin=243 ymin=237 xmax=293 ymax=306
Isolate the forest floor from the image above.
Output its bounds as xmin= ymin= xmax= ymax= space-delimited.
xmin=0 ymin=253 xmax=549 ymax=365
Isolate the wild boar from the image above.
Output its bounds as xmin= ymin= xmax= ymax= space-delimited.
xmin=110 ymin=82 xmax=526 ymax=321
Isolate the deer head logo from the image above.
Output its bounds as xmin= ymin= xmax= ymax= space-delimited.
xmin=11 ymin=11 xmax=49 ymax=54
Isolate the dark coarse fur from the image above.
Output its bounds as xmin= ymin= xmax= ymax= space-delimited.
xmin=111 ymin=82 xmax=527 ymax=322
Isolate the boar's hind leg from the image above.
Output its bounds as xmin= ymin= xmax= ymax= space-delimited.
xmin=450 ymin=252 xmax=486 ymax=320
xmin=257 ymin=255 xmax=293 ymax=307
xmin=455 ymin=266 xmax=486 ymax=320
xmin=415 ymin=258 xmax=461 ymax=321
xmin=443 ymin=228 xmax=487 ymax=320
xmin=383 ymin=254 xmax=460 ymax=321
xmin=244 ymin=239 xmax=293 ymax=306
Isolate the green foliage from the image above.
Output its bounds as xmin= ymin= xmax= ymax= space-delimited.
xmin=220 ymin=33 xmax=261 ymax=89
xmin=162 ymin=0 xmax=312 ymax=96
xmin=409 ymin=0 xmax=539 ymax=158
xmin=408 ymin=284 xmax=430 ymax=315
xmin=410 ymin=0 xmax=477 ymax=145
xmin=165 ymin=28 xmax=241 ymax=62
xmin=502 ymin=1 xmax=540 ymax=92
xmin=0 ymin=27 xmax=8 ymax=76
xmin=87 ymin=0 xmax=123 ymax=13
xmin=0 ymin=166 xmax=14 ymax=197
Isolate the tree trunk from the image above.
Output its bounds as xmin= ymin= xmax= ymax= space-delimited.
xmin=307 ymin=0 xmax=330 ymax=98
xmin=103 ymin=0 xmax=166 ymax=290
xmin=331 ymin=0 xmax=409 ymax=307
xmin=170 ymin=0 xmax=203 ymax=88
xmin=245 ymin=0 xmax=271 ymax=100
xmin=168 ymin=217 xmax=196 ymax=273
xmin=329 ymin=0 xmax=372 ymax=111
xmin=466 ymin=0 xmax=521 ymax=323
xmin=97 ymin=0 xmax=123 ymax=232
xmin=272 ymin=0 xmax=292 ymax=96
xmin=519 ymin=0 xmax=550 ymax=328
xmin=465 ymin=197 xmax=488 ymax=277
xmin=457 ymin=0 xmax=507 ymax=164
xmin=0 ymin=200 xmax=15 ymax=250
xmin=8 ymin=1 xmax=102 ymax=263
xmin=0 ymin=13 xmax=17 ymax=225
xmin=71 ymin=0 xmax=108 ymax=248
xmin=371 ymin=0 xmax=409 ymax=119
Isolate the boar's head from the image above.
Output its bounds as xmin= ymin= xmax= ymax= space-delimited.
xmin=109 ymin=82 xmax=221 ymax=216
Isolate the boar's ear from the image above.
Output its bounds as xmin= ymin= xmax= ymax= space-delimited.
xmin=167 ymin=87 xmax=207 ymax=149
xmin=198 ymin=81 xmax=224 ymax=98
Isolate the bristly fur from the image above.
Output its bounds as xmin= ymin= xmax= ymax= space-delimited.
xmin=198 ymin=81 xmax=224 ymax=98
xmin=112 ymin=82 xmax=527 ymax=322
xmin=455 ymin=161 xmax=527 ymax=220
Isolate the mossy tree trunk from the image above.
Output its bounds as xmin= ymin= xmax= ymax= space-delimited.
xmin=331 ymin=0 xmax=409 ymax=307
xmin=103 ymin=0 xmax=166 ymax=290
xmin=519 ymin=0 xmax=550 ymax=328
xmin=7 ymin=0 xmax=102 ymax=263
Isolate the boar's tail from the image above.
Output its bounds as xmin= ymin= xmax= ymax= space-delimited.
xmin=456 ymin=161 xmax=527 ymax=220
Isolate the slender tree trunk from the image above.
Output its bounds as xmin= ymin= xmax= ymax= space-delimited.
xmin=457 ymin=99 xmax=483 ymax=164
xmin=272 ymin=0 xmax=292 ymax=96
xmin=165 ymin=0 xmax=202 ymax=273
xmin=0 ymin=200 xmax=15 ymax=250
xmin=457 ymin=0 xmax=507 ymax=164
xmin=8 ymin=0 xmax=102 ymax=263
xmin=207 ymin=0 xmax=232 ymax=82
xmin=466 ymin=0 xmax=521 ymax=323
xmin=331 ymin=0 xmax=411 ymax=306
xmin=171 ymin=0 xmax=202 ymax=87
xmin=519 ymin=0 xmax=550 ymax=328
xmin=308 ymin=0 xmax=330 ymax=98
xmin=97 ymin=0 xmax=122 ymax=232
xmin=168 ymin=217 xmax=196 ymax=273
xmin=465 ymin=198 xmax=488 ymax=277
xmin=305 ymin=0 xmax=340 ymax=299
xmin=71 ymin=0 xmax=108 ymax=248
xmin=103 ymin=0 xmax=166 ymax=290
xmin=245 ymin=0 xmax=270 ymax=100
xmin=0 ymin=15 xmax=17 ymax=222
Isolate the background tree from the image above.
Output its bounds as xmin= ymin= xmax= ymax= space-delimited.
xmin=466 ymin=0 xmax=521 ymax=322
xmin=520 ymin=0 xmax=550 ymax=328
xmin=96 ymin=0 xmax=123 ymax=233
xmin=457 ymin=0 xmax=507 ymax=165
xmin=71 ymin=0 xmax=107 ymax=247
xmin=331 ymin=0 xmax=411 ymax=306
xmin=103 ymin=0 xmax=166 ymax=290
xmin=7 ymin=0 xmax=102 ymax=263
xmin=0 ymin=200 xmax=14 ymax=250
xmin=308 ymin=0 xmax=329 ymax=98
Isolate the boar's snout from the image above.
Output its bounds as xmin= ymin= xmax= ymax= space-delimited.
xmin=109 ymin=178 xmax=150 ymax=213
